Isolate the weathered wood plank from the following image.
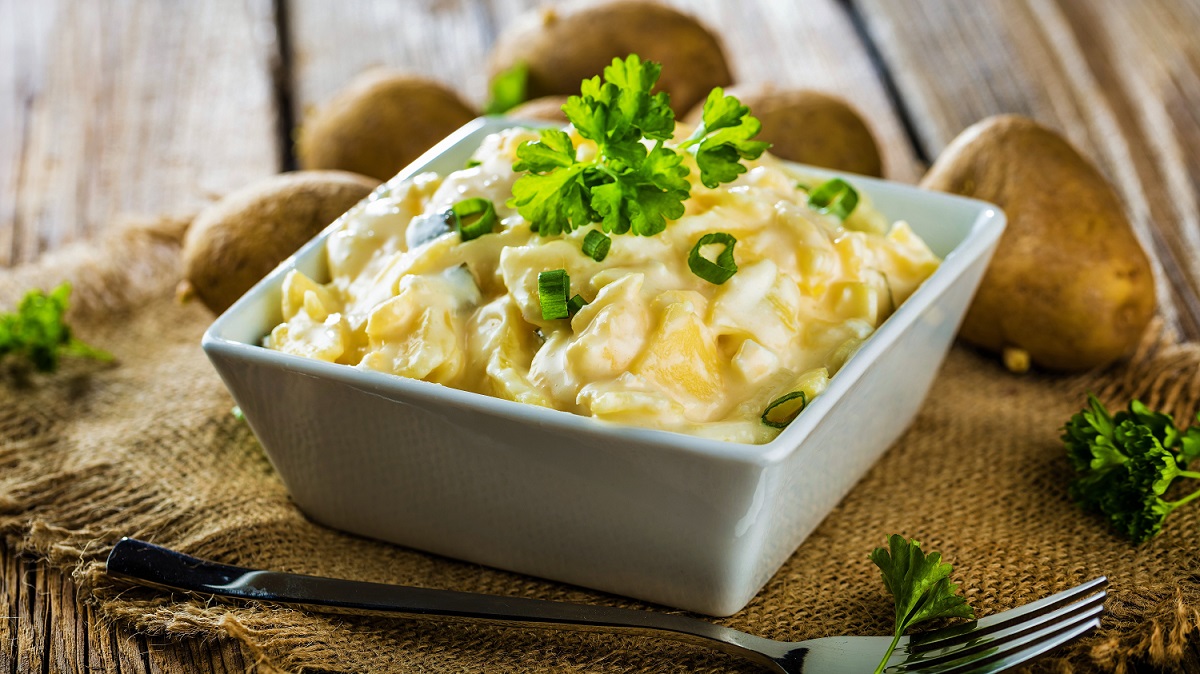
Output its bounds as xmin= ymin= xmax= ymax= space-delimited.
xmin=0 ymin=0 xmax=281 ymax=671
xmin=286 ymin=0 xmax=923 ymax=180
xmin=675 ymin=0 xmax=923 ymax=181
xmin=0 ymin=543 xmax=252 ymax=674
xmin=0 ymin=543 xmax=18 ymax=674
xmin=288 ymin=0 xmax=497 ymax=116
xmin=854 ymin=0 xmax=1200 ymax=342
xmin=0 ymin=0 xmax=281 ymax=267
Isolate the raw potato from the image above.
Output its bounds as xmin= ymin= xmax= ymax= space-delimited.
xmin=182 ymin=171 xmax=380 ymax=315
xmin=686 ymin=86 xmax=882 ymax=177
xmin=921 ymin=115 xmax=1156 ymax=371
xmin=506 ymin=96 xmax=570 ymax=125
xmin=487 ymin=0 xmax=732 ymax=116
xmin=297 ymin=70 xmax=477 ymax=182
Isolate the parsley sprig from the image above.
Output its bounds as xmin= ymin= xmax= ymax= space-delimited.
xmin=870 ymin=535 xmax=975 ymax=674
xmin=1063 ymin=394 xmax=1200 ymax=543
xmin=0 ymin=283 xmax=112 ymax=374
xmin=508 ymin=54 xmax=768 ymax=238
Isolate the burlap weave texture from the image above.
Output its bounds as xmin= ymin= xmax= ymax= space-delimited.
xmin=1 ymin=218 xmax=1197 ymax=673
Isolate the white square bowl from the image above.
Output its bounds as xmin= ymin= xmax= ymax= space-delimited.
xmin=202 ymin=117 xmax=1005 ymax=616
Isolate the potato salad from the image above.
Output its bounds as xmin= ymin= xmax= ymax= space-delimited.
xmin=267 ymin=126 xmax=940 ymax=443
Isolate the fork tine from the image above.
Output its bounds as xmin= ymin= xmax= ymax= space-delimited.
xmin=908 ymin=577 xmax=1107 ymax=653
xmin=893 ymin=603 xmax=1103 ymax=674
xmin=928 ymin=608 xmax=1102 ymax=674
xmin=892 ymin=590 xmax=1105 ymax=669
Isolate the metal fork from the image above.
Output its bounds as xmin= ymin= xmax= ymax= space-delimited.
xmin=105 ymin=538 xmax=1105 ymax=673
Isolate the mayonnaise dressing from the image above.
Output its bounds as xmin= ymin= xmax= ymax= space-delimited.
xmin=266 ymin=127 xmax=940 ymax=443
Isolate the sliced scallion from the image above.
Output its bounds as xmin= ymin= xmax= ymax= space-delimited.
xmin=451 ymin=198 xmax=497 ymax=242
xmin=538 ymin=269 xmax=570 ymax=320
xmin=807 ymin=178 xmax=859 ymax=220
xmin=688 ymin=232 xmax=738 ymax=284
xmin=567 ymin=294 xmax=588 ymax=317
xmin=761 ymin=391 xmax=808 ymax=429
xmin=582 ymin=230 xmax=611 ymax=262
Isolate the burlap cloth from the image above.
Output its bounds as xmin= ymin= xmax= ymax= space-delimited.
xmin=1 ymin=217 xmax=1198 ymax=673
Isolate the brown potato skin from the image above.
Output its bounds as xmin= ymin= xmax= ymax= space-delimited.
xmin=505 ymin=96 xmax=570 ymax=125
xmin=685 ymin=86 xmax=882 ymax=177
xmin=487 ymin=0 xmax=732 ymax=116
xmin=297 ymin=70 xmax=477 ymax=182
xmin=183 ymin=171 xmax=381 ymax=314
xmin=920 ymin=115 xmax=1156 ymax=371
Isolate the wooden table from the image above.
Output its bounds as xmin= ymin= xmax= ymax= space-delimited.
xmin=3 ymin=1 xmax=1198 ymax=671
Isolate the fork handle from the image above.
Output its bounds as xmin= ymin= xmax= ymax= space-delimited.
xmin=105 ymin=538 xmax=789 ymax=671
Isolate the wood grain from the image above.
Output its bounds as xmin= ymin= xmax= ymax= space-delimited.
xmin=3 ymin=0 xmax=1200 ymax=672
xmin=0 ymin=543 xmax=251 ymax=674
xmin=854 ymin=0 xmax=1200 ymax=342
xmin=0 ymin=0 xmax=281 ymax=267
xmin=286 ymin=0 xmax=924 ymax=181
xmin=0 ymin=0 xmax=281 ymax=671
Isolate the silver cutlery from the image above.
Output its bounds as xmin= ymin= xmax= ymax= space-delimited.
xmin=105 ymin=538 xmax=1105 ymax=673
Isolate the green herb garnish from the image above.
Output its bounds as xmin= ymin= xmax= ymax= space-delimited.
xmin=484 ymin=62 xmax=528 ymax=115
xmin=567 ymin=294 xmax=588 ymax=317
xmin=451 ymin=198 xmax=498 ymax=242
xmin=1063 ymin=394 xmax=1200 ymax=543
xmin=808 ymin=177 xmax=859 ymax=220
xmin=508 ymin=54 xmax=767 ymax=238
xmin=0 ymin=283 xmax=112 ymax=374
xmin=676 ymin=87 xmax=770 ymax=188
xmin=870 ymin=535 xmax=975 ymax=674
xmin=537 ymin=269 xmax=571 ymax=321
xmin=761 ymin=391 xmax=807 ymax=429
xmin=687 ymin=232 xmax=738 ymax=284
xmin=582 ymin=230 xmax=612 ymax=262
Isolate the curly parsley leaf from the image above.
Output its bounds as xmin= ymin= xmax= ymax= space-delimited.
xmin=512 ymin=128 xmax=577 ymax=173
xmin=679 ymin=88 xmax=770 ymax=188
xmin=0 ymin=283 xmax=112 ymax=374
xmin=870 ymin=535 xmax=974 ymax=674
xmin=509 ymin=163 xmax=591 ymax=237
xmin=1183 ymin=425 xmax=1200 ymax=464
xmin=1063 ymin=394 xmax=1200 ymax=543
xmin=509 ymin=55 xmax=764 ymax=238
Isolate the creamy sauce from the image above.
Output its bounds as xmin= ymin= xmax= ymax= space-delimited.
xmin=266 ymin=127 xmax=940 ymax=443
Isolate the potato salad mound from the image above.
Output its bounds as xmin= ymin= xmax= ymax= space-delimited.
xmin=267 ymin=126 xmax=940 ymax=444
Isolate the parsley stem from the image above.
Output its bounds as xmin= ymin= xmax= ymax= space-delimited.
xmin=874 ymin=634 xmax=902 ymax=674
xmin=679 ymin=125 xmax=706 ymax=149
xmin=1168 ymin=485 xmax=1200 ymax=509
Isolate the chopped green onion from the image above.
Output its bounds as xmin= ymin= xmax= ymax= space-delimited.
xmin=808 ymin=178 xmax=859 ymax=220
xmin=795 ymin=181 xmax=811 ymax=191
xmin=538 ymin=269 xmax=570 ymax=320
xmin=451 ymin=198 xmax=497 ymax=242
xmin=761 ymin=391 xmax=808 ymax=429
xmin=582 ymin=230 xmax=611 ymax=262
xmin=464 ymin=159 xmax=482 ymax=169
xmin=567 ymin=294 xmax=588 ymax=317
xmin=484 ymin=62 xmax=528 ymax=115
xmin=231 ymin=406 xmax=245 ymax=422
xmin=688 ymin=232 xmax=738 ymax=284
